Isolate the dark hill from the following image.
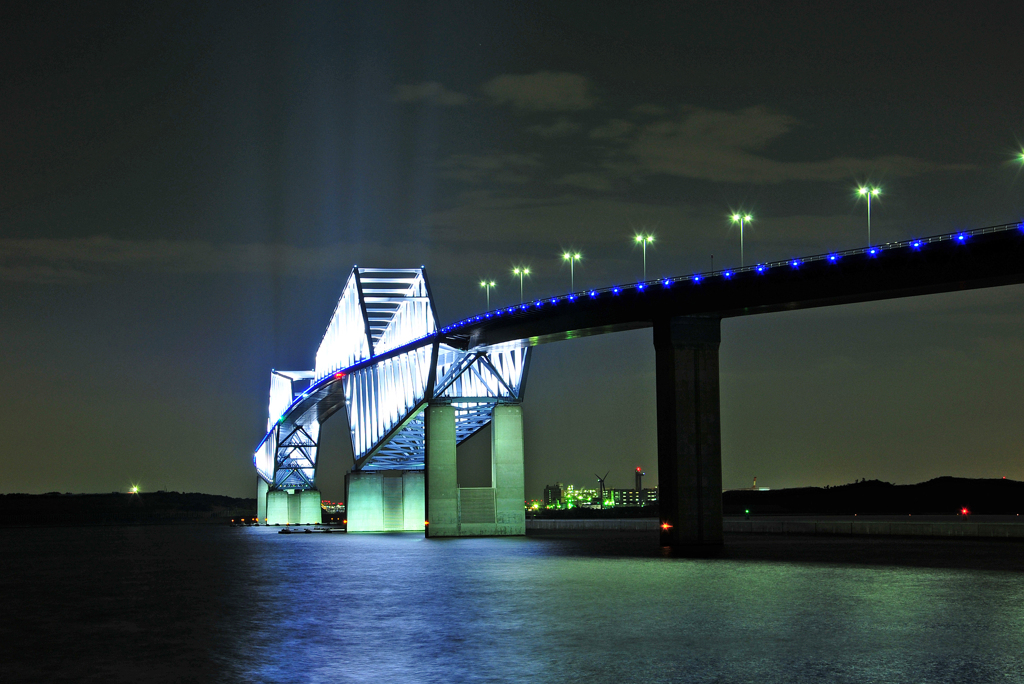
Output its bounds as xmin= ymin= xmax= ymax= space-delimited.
xmin=724 ymin=477 xmax=1024 ymax=515
xmin=0 ymin=491 xmax=256 ymax=526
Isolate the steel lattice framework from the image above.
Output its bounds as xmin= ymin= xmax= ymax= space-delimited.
xmin=254 ymin=267 xmax=531 ymax=489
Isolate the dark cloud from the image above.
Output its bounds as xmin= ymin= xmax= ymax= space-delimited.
xmin=554 ymin=173 xmax=613 ymax=192
xmin=622 ymin=106 xmax=974 ymax=184
xmin=438 ymin=152 xmax=543 ymax=185
xmin=481 ymin=71 xmax=597 ymax=111
xmin=392 ymin=81 xmax=470 ymax=106
xmin=589 ymin=119 xmax=635 ymax=140
xmin=526 ymin=118 xmax=582 ymax=138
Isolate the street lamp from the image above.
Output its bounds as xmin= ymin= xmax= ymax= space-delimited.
xmin=633 ymin=234 xmax=654 ymax=280
xmin=480 ymin=280 xmax=496 ymax=308
xmin=730 ymin=213 xmax=753 ymax=266
xmin=512 ymin=266 xmax=531 ymax=303
xmin=857 ymin=186 xmax=881 ymax=246
xmin=562 ymin=252 xmax=582 ymax=291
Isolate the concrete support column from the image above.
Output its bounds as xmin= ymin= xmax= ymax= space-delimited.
xmin=257 ymin=477 xmax=268 ymax=525
xmin=492 ymin=404 xmax=526 ymax=535
xmin=425 ymin=404 xmax=458 ymax=537
xmin=346 ymin=471 xmax=384 ymax=531
xmin=653 ymin=315 xmax=723 ymax=546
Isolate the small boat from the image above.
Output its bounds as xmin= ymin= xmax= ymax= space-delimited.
xmin=278 ymin=528 xmax=292 ymax=534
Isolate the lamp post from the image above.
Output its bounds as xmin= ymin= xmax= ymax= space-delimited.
xmin=480 ymin=280 xmax=496 ymax=308
xmin=633 ymin=234 xmax=654 ymax=280
xmin=512 ymin=266 xmax=530 ymax=303
xmin=857 ymin=186 xmax=881 ymax=246
xmin=562 ymin=252 xmax=581 ymax=291
xmin=730 ymin=213 xmax=752 ymax=266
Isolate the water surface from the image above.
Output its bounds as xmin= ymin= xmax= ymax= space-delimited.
xmin=3 ymin=526 xmax=1024 ymax=683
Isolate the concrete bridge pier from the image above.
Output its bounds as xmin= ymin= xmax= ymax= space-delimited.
xmin=654 ymin=315 xmax=724 ymax=547
xmin=425 ymin=403 xmax=526 ymax=537
xmin=345 ymin=471 xmax=425 ymax=532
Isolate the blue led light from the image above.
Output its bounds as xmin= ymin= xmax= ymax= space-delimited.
xmin=956 ymin=233 xmax=967 ymax=242
xmin=485 ymin=313 xmax=491 ymax=318
xmin=589 ymin=290 xmax=597 ymax=298
xmin=756 ymin=265 xmax=766 ymax=273
xmin=868 ymin=248 xmax=879 ymax=256
xmin=521 ymin=304 xmax=529 ymax=309
xmin=534 ymin=300 xmax=543 ymax=307
xmin=612 ymin=287 xmax=621 ymax=294
xmin=568 ymin=294 xmax=576 ymax=301
xmin=723 ymin=271 xmax=732 ymax=278
xmin=790 ymin=260 xmax=800 ymax=268
xmin=828 ymin=254 xmax=839 ymax=262
xmin=692 ymin=275 xmax=701 ymax=283
xmin=550 ymin=297 xmax=559 ymax=304
xmin=637 ymin=283 xmax=646 ymax=291
xmin=507 ymin=307 xmax=514 ymax=313
xmin=663 ymin=279 xmax=672 ymax=287
xmin=911 ymin=240 xmax=922 ymax=249
xmin=495 ymin=310 xmax=502 ymax=316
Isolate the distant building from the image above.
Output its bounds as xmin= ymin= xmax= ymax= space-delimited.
xmin=610 ymin=487 xmax=658 ymax=507
xmin=321 ymin=500 xmax=346 ymax=514
xmin=543 ymin=483 xmax=564 ymax=508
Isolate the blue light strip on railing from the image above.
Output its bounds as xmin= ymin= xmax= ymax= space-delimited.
xmin=441 ymin=221 xmax=1024 ymax=332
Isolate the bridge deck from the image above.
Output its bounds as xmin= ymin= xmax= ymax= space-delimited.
xmin=440 ymin=222 xmax=1024 ymax=349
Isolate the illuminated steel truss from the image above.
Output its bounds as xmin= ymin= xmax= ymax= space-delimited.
xmin=254 ymin=267 xmax=530 ymax=488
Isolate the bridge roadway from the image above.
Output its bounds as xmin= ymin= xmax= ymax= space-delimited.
xmin=435 ymin=222 xmax=1024 ymax=546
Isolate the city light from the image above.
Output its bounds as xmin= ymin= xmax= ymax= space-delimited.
xmin=633 ymin=233 xmax=654 ymax=280
xmin=856 ymin=185 xmax=882 ymax=246
xmin=562 ymin=252 xmax=582 ymax=291
xmin=512 ymin=266 xmax=531 ymax=303
xmin=729 ymin=212 xmax=753 ymax=266
xmin=480 ymin=279 xmax=496 ymax=308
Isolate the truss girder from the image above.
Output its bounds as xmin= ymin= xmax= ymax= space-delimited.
xmin=356 ymin=345 xmax=530 ymax=470
xmin=255 ymin=267 xmax=530 ymax=487
xmin=343 ymin=341 xmax=435 ymax=463
xmin=315 ymin=268 xmax=437 ymax=382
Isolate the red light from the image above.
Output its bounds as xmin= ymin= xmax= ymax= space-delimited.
xmin=334 ymin=372 xmax=344 ymax=379
xmin=961 ymin=507 xmax=969 ymax=515
xmin=660 ymin=522 xmax=671 ymax=530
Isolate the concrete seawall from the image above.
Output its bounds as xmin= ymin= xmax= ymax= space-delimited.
xmin=527 ymin=516 xmax=1024 ymax=538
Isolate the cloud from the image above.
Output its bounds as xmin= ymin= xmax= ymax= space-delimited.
xmin=439 ymin=152 xmax=543 ymax=185
xmin=555 ymin=173 xmax=613 ymax=192
xmin=623 ymin=105 xmax=973 ymax=184
xmin=392 ymin=81 xmax=470 ymax=106
xmin=629 ymin=103 xmax=668 ymax=116
xmin=526 ymin=118 xmax=582 ymax=137
xmin=482 ymin=72 xmax=596 ymax=111
xmin=589 ymin=119 xmax=635 ymax=140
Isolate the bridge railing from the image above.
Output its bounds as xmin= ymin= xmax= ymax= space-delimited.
xmin=439 ymin=221 xmax=1024 ymax=334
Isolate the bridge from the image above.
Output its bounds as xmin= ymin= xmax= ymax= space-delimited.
xmin=254 ymin=220 xmax=1024 ymax=546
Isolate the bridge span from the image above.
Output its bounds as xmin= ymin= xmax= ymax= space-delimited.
xmin=254 ymin=221 xmax=1024 ymax=546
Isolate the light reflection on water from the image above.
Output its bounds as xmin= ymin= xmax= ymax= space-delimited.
xmin=4 ymin=526 xmax=1024 ymax=683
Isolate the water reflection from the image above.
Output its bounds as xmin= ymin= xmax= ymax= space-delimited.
xmin=4 ymin=526 xmax=1024 ymax=683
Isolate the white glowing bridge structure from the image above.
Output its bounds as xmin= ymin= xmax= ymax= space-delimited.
xmin=253 ymin=267 xmax=530 ymax=492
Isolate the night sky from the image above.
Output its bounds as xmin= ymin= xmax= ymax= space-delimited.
xmin=3 ymin=2 xmax=1024 ymax=501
